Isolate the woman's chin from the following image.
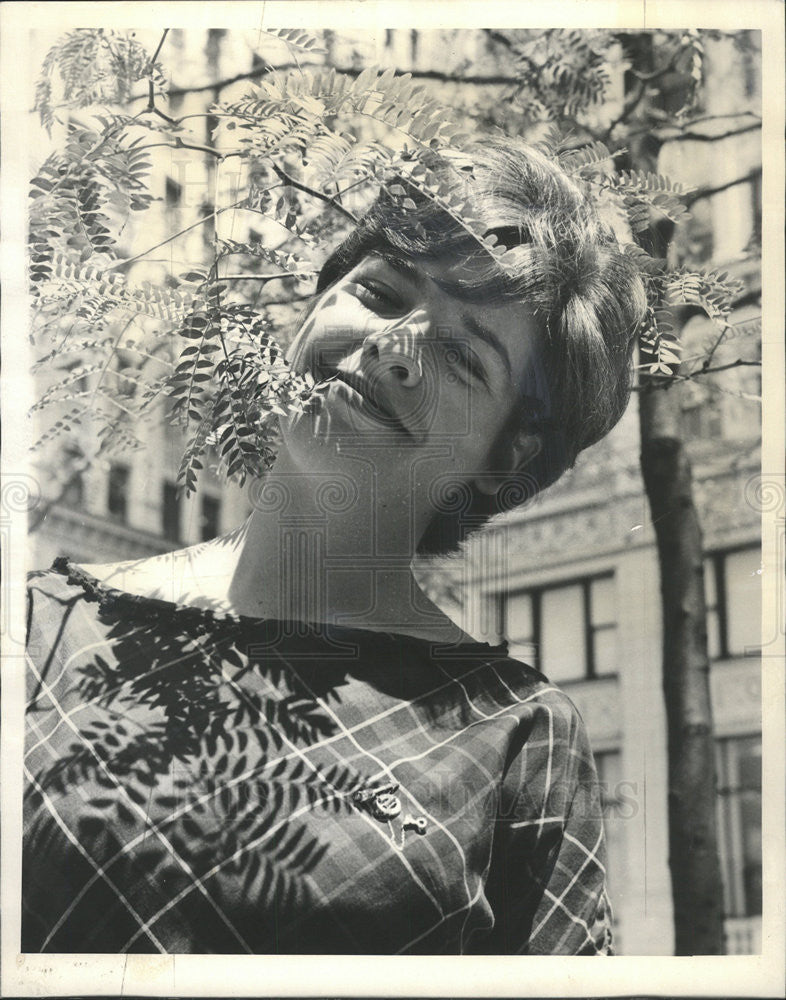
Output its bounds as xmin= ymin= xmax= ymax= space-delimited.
xmin=284 ymin=382 xmax=406 ymax=450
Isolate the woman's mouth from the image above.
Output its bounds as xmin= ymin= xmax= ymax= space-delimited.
xmin=312 ymin=369 xmax=413 ymax=438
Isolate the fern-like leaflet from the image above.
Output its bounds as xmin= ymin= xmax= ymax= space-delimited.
xmin=664 ymin=268 xmax=743 ymax=328
xmin=29 ymin=28 xmax=753 ymax=510
xmin=602 ymin=171 xmax=694 ymax=230
xmin=261 ymin=28 xmax=327 ymax=56
xmin=167 ymin=304 xmax=313 ymax=495
xmin=34 ymin=29 xmax=167 ymax=134
xmin=638 ymin=305 xmax=683 ymax=376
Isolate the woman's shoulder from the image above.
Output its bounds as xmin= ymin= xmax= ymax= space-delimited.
xmin=38 ymin=546 xmax=244 ymax=614
xmin=27 ymin=557 xmax=87 ymax=600
xmin=68 ymin=549 xmax=198 ymax=603
xmin=27 ymin=553 xmax=178 ymax=609
xmin=481 ymin=648 xmax=589 ymax=729
xmin=25 ymin=553 xmax=207 ymax=649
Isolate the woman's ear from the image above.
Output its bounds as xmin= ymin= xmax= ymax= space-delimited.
xmin=474 ymin=430 xmax=542 ymax=497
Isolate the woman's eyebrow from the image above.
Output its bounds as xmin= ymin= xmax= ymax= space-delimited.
xmin=378 ymin=255 xmax=512 ymax=375
xmin=460 ymin=312 xmax=512 ymax=377
xmin=378 ymin=254 xmax=426 ymax=287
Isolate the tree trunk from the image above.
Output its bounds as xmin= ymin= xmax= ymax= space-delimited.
xmin=639 ymin=379 xmax=725 ymax=954
xmin=623 ymin=27 xmax=726 ymax=949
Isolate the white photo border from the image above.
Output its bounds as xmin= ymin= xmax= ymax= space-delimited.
xmin=2 ymin=1 xmax=783 ymax=996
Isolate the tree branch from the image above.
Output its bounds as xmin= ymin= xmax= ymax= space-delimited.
xmin=604 ymin=79 xmax=646 ymax=140
xmin=135 ymin=137 xmax=236 ymax=160
xmin=28 ymin=458 xmax=90 ymax=533
xmin=684 ymin=168 xmax=761 ymax=206
xmin=144 ymin=100 xmax=180 ymax=126
xmin=255 ymin=293 xmax=314 ymax=307
xmin=145 ymin=29 xmax=176 ymax=122
xmin=106 ymin=199 xmax=245 ymax=271
xmin=633 ymin=357 xmax=761 ymax=390
xmin=655 ymin=121 xmax=762 ymax=144
xmin=684 ymin=358 xmax=761 ymax=378
xmin=630 ymin=45 xmax=684 ymax=82
xmin=147 ymin=28 xmax=170 ymax=72
xmin=132 ymin=61 xmax=523 ymax=102
xmin=675 ymin=111 xmax=762 ymax=129
xmin=270 ymin=164 xmax=358 ymax=222
xmin=219 ymin=273 xmax=304 ymax=283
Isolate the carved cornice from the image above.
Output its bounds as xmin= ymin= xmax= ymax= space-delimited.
xmin=33 ymin=503 xmax=173 ymax=563
xmin=474 ymin=453 xmax=761 ymax=579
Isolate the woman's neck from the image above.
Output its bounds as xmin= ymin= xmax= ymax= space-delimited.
xmin=76 ymin=453 xmax=470 ymax=643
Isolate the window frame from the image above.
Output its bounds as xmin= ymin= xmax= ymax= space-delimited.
xmin=704 ymin=544 xmax=761 ymax=660
xmin=161 ymin=480 xmax=181 ymax=542
xmin=106 ymin=462 xmax=130 ymax=522
xmin=200 ymin=492 xmax=221 ymax=542
xmin=501 ymin=571 xmax=617 ymax=681
xmin=715 ymin=734 xmax=762 ymax=920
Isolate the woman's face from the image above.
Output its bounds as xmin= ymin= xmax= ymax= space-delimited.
xmin=281 ymin=252 xmax=541 ymax=520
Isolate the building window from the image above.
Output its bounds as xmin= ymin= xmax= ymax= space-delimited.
xmin=162 ymin=481 xmax=180 ymax=542
xmin=750 ymin=169 xmax=762 ymax=244
xmin=107 ymin=463 xmax=130 ymax=521
xmin=112 ymin=349 xmax=139 ymax=400
xmin=61 ymin=445 xmax=84 ymax=507
xmin=61 ymin=358 xmax=89 ymax=394
xmin=504 ymin=588 xmax=537 ymax=665
xmin=503 ymin=573 xmax=617 ymax=681
xmin=680 ymin=382 xmax=722 ymax=440
xmin=61 ymin=474 xmax=84 ymax=507
xmin=594 ymin=750 xmax=629 ymax=929
xmin=705 ymin=547 xmax=761 ymax=658
xmin=716 ymin=736 xmax=762 ymax=919
xmin=200 ymin=494 xmax=221 ymax=541
xmin=200 ymin=199 xmax=215 ymax=244
xmin=165 ymin=176 xmax=182 ymax=207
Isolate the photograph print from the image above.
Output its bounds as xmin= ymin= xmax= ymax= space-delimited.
xmin=15 ymin=14 xmax=767 ymax=964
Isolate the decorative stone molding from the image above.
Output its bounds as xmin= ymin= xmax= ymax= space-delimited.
xmin=32 ymin=503 xmax=172 ymax=567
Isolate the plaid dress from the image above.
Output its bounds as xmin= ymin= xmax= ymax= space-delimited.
xmin=23 ymin=559 xmax=612 ymax=955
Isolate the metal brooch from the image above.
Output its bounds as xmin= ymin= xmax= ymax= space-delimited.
xmin=353 ymin=782 xmax=402 ymax=821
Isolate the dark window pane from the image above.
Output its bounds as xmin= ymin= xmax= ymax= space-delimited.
xmin=725 ymin=549 xmax=761 ymax=656
xmin=592 ymin=626 xmax=617 ymax=676
xmin=201 ymin=494 xmax=221 ymax=541
xmin=706 ymin=547 xmax=761 ymax=659
xmin=165 ymin=176 xmax=182 ymax=207
xmin=737 ymin=737 xmax=762 ymax=790
xmin=61 ymin=446 xmax=84 ymax=507
xmin=715 ymin=737 xmax=762 ymax=918
xmin=162 ymin=481 xmax=180 ymax=541
xmin=61 ymin=475 xmax=84 ymax=507
xmin=107 ymin=464 xmax=129 ymax=521
xmin=540 ymin=584 xmax=584 ymax=681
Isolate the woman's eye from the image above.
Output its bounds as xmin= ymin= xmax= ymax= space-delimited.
xmin=354 ymin=279 xmax=405 ymax=315
xmin=450 ymin=344 xmax=487 ymax=386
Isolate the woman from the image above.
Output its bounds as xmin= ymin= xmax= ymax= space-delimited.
xmin=23 ymin=139 xmax=646 ymax=954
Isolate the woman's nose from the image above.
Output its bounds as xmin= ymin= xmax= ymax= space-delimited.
xmin=361 ymin=309 xmax=429 ymax=388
